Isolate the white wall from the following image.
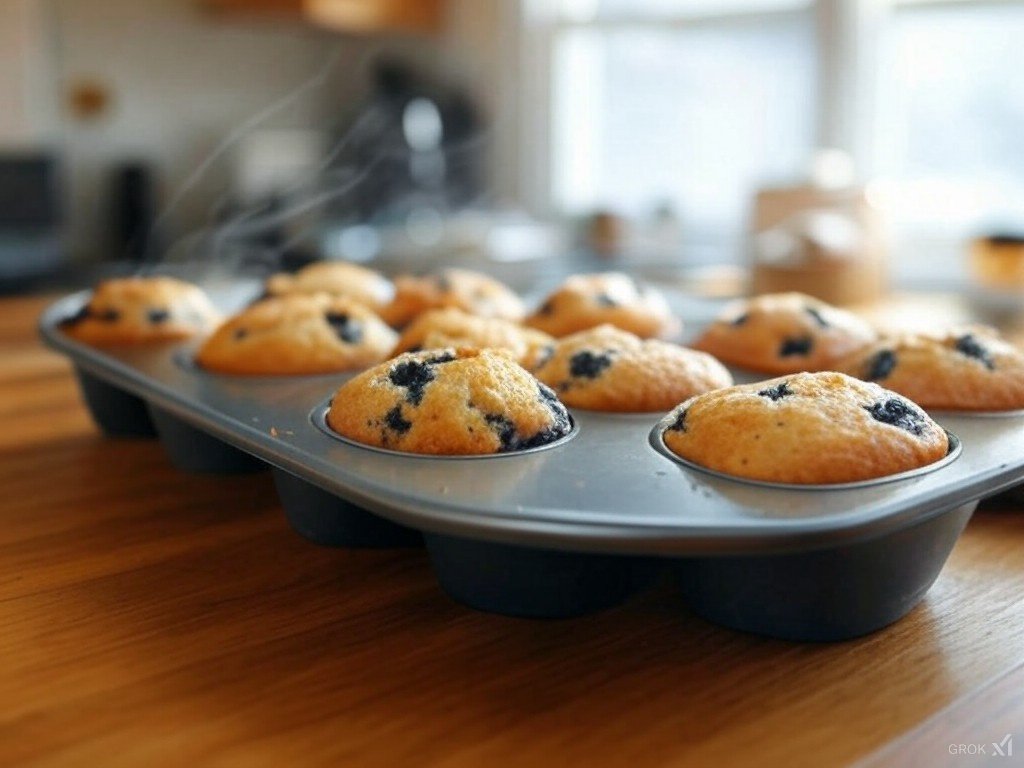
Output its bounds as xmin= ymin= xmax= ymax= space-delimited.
xmin=441 ymin=0 xmax=521 ymax=205
xmin=0 ymin=0 xmax=55 ymax=146
xmin=48 ymin=0 xmax=384 ymax=261
xmin=0 ymin=0 xmax=505 ymax=263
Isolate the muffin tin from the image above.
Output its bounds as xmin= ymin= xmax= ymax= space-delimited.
xmin=40 ymin=289 xmax=1024 ymax=641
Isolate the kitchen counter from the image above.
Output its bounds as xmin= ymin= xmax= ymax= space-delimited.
xmin=1 ymin=294 xmax=1022 ymax=767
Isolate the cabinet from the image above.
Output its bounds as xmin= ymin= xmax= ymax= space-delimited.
xmin=203 ymin=0 xmax=443 ymax=35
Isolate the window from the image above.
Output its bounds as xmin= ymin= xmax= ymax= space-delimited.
xmin=874 ymin=0 xmax=1024 ymax=233
xmin=539 ymin=0 xmax=816 ymax=246
xmin=524 ymin=0 xmax=1024 ymax=270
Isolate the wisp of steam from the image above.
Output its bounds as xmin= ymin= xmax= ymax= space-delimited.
xmin=142 ymin=43 xmax=496 ymax=293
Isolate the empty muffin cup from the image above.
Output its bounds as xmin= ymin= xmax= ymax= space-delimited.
xmin=272 ymin=468 xmax=421 ymax=548
xmin=148 ymin=405 xmax=264 ymax=474
xmin=74 ymin=367 xmax=157 ymax=438
xmin=424 ymin=533 xmax=662 ymax=618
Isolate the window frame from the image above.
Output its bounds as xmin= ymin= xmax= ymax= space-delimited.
xmin=518 ymin=0 xmax=832 ymax=218
xmin=514 ymin=0 xmax=1024 ymax=222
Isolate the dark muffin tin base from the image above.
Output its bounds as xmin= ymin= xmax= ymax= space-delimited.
xmin=272 ymin=469 xmax=421 ymax=548
xmin=75 ymin=368 xmax=157 ymax=438
xmin=672 ymin=501 xmax=976 ymax=642
xmin=425 ymin=533 xmax=661 ymax=618
xmin=148 ymin=406 xmax=265 ymax=475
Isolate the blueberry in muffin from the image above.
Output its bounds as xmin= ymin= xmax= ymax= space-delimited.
xmin=380 ymin=269 xmax=525 ymax=328
xmin=391 ymin=308 xmax=554 ymax=369
xmin=692 ymin=292 xmax=876 ymax=374
xmin=59 ymin=276 xmax=220 ymax=345
xmin=533 ymin=324 xmax=732 ymax=412
xmin=837 ymin=326 xmax=1024 ymax=411
xmin=196 ymin=293 xmax=397 ymax=375
xmin=661 ymin=371 xmax=949 ymax=484
xmin=326 ymin=348 xmax=573 ymax=455
xmin=525 ymin=272 xmax=681 ymax=340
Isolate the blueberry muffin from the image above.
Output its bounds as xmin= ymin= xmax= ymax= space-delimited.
xmin=326 ymin=348 xmax=573 ymax=455
xmin=264 ymin=261 xmax=394 ymax=313
xmin=693 ymin=292 xmax=876 ymax=374
xmin=524 ymin=272 xmax=682 ymax=340
xmin=60 ymin=276 xmax=220 ymax=345
xmin=662 ymin=372 xmax=948 ymax=484
xmin=197 ymin=294 xmax=397 ymax=375
xmin=533 ymin=325 xmax=732 ymax=412
xmin=380 ymin=269 xmax=525 ymax=328
xmin=392 ymin=308 xmax=555 ymax=369
xmin=837 ymin=326 xmax=1024 ymax=411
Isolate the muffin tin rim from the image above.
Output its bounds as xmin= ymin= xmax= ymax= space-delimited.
xmin=173 ymin=347 xmax=362 ymax=383
xmin=649 ymin=413 xmax=963 ymax=491
xmin=311 ymin=399 xmax=580 ymax=460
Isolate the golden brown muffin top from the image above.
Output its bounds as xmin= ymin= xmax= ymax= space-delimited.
xmin=60 ymin=276 xmax=220 ymax=345
xmin=837 ymin=326 xmax=1024 ymax=412
xmin=326 ymin=348 xmax=573 ymax=455
xmin=693 ymin=292 xmax=876 ymax=374
xmin=380 ymin=268 xmax=525 ymax=328
xmin=524 ymin=272 xmax=682 ymax=340
xmin=534 ymin=324 xmax=732 ymax=412
xmin=392 ymin=308 xmax=554 ymax=369
xmin=662 ymin=371 xmax=949 ymax=484
xmin=196 ymin=293 xmax=396 ymax=376
xmin=264 ymin=261 xmax=394 ymax=312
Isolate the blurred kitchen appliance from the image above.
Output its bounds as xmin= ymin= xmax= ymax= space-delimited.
xmin=0 ymin=153 xmax=65 ymax=281
xmin=234 ymin=130 xmax=326 ymax=206
xmin=750 ymin=152 xmax=887 ymax=305
xmin=328 ymin=58 xmax=484 ymax=222
xmin=110 ymin=161 xmax=158 ymax=263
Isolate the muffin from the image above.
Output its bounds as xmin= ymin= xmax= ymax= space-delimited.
xmin=197 ymin=294 xmax=397 ymax=375
xmin=693 ymin=292 xmax=876 ymax=374
xmin=264 ymin=261 xmax=394 ymax=313
xmin=661 ymin=372 xmax=949 ymax=484
xmin=837 ymin=326 xmax=1024 ymax=411
xmin=533 ymin=325 xmax=732 ymax=412
xmin=59 ymin=276 xmax=220 ymax=345
xmin=524 ymin=272 xmax=681 ymax=340
xmin=326 ymin=348 xmax=573 ymax=455
xmin=380 ymin=269 xmax=525 ymax=328
xmin=392 ymin=308 xmax=555 ymax=369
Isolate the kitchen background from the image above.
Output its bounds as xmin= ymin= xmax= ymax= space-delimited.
xmin=1 ymin=0 xmax=1022 ymax=299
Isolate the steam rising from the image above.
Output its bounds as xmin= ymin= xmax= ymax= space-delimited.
xmin=145 ymin=45 xmax=494 ymax=286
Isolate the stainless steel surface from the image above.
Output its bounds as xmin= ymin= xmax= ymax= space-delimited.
xmin=41 ymin=290 xmax=1024 ymax=556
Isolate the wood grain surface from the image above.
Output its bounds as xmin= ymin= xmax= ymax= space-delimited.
xmin=1 ymin=294 xmax=1023 ymax=768
xmin=858 ymin=660 xmax=1024 ymax=767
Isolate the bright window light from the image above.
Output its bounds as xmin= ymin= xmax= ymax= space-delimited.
xmin=876 ymin=1 xmax=1024 ymax=231
xmin=550 ymin=13 xmax=816 ymax=234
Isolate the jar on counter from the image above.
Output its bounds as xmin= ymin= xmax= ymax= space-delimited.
xmin=969 ymin=233 xmax=1024 ymax=290
xmin=749 ymin=184 xmax=888 ymax=306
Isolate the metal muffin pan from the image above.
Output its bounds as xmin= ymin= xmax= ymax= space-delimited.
xmin=73 ymin=368 xmax=157 ymax=438
xmin=147 ymin=404 xmax=266 ymax=475
xmin=40 ymin=290 xmax=1024 ymax=640
xmin=272 ymin=468 xmax=422 ymax=548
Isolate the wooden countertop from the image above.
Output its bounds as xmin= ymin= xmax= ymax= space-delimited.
xmin=1 ymin=294 xmax=1023 ymax=767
